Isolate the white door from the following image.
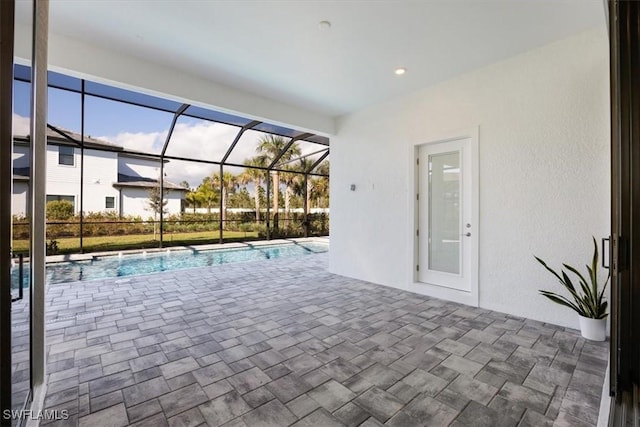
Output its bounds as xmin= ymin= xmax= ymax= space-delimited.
xmin=418 ymin=138 xmax=473 ymax=292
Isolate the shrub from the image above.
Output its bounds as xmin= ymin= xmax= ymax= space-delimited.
xmin=309 ymin=213 xmax=329 ymax=236
xmin=46 ymin=240 xmax=59 ymax=255
xmin=46 ymin=200 xmax=74 ymax=220
xmin=255 ymin=224 xmax=268 ymax=238
xmin=12 ymin=215 xmax=29 ymax=239
xmin=239 ymin=222 xmax=253 ymax=237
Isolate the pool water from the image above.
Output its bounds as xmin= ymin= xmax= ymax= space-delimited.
xmin=11 ymin=242 xmax=328 ymax=287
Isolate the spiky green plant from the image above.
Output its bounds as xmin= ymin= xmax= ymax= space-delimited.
xmin=535 ymin=237 xmax=609 ymax=319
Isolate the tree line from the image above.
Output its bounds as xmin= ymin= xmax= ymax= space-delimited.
xmin=181 ymin=135 xmax=330 ymax=223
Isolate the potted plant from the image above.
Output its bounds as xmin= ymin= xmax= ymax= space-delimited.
xmin=535 ymin=237 xmax=609 ymax=341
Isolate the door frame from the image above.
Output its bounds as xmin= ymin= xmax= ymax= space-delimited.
xmin=411 ymin=126 xmax=479 ymax=307
xmin=1 ymin=0 xmax=15 ymax=416
xmin=417 ymin=139 xmax=471 ymax=291
xmin=608 ymin=0 xmax=640 ymax=421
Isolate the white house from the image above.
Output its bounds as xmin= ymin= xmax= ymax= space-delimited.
xmin=113 ymin=153 xmax=186 ymax=219
xmin=12 ymin=128 xmax=186 ymax=218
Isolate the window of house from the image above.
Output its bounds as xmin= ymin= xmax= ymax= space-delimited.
xmin=58 ymin=145 xmax=74 ymax=166
xmin=105 ymin=196 xmax=115 ymax=209
xmin=46 ymin=195 xmax=75 ymax=209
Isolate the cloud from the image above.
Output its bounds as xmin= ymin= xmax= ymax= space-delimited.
xmin=103 ymin=131 xmax=166 ymax=154
xmin=99 ymin=121 xmax=328 ymax=188
xmin=100 ymin=121 xmax=263 ymax=187
xmin=13 ymin=112 xmax=327 ymax=189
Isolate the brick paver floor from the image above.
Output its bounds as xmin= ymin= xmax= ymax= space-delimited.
xmin=38 ymin=249 xmax=607 ymax=426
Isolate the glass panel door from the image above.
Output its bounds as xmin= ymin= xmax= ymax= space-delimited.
xmin=428 ymin=151 xmax=460 ymax=274
xmin=418 ymin=137 xmax=472 ymax=293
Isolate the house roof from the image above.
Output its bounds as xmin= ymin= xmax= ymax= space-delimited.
xmin=11 ymin=169 xmax=185 ymax=191
xmin=14 ymin=127 xmax=122 ymax=150
xmin=13 ymin=166 xmax=29 ymax=175
xmin=12 ymin=166 xmax=29 ymax=182
xmin=114 ymin=174 xmax=188 ymax=192
xmin=13 ymin=128 xmax=164 ymax=161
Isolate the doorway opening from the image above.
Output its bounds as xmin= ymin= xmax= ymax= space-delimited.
xmin=414 ymin=128 xmax=479 ymax=307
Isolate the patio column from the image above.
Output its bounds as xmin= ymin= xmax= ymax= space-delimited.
xmin=219 ymin=164 xmax=224 ymax=244
xmin=303 ymin=173 xmax=309 ymax=238
xmin=29 ymin=0 xmax=49 ymax=415
xmin=0 ymin=0 xmax=15 ymax=414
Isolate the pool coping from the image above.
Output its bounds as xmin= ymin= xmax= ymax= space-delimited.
xmin=37 ymin=236 xmax=329 ymax=264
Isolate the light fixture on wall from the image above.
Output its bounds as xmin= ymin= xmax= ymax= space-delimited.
xmin=394 ymin=67 xmax=406 ymax=76
xmin=350 ymin=184 xmax=356 ymax=191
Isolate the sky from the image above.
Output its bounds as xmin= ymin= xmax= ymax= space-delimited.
xmin=13 ymin=80 xmax=327 ymax=188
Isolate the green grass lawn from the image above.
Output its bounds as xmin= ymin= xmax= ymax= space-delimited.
xmin=12 ymin=230 xmax=260 ymax=254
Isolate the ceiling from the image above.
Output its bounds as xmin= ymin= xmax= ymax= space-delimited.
xmin=16 ymin=0 xmax=605 ymax=118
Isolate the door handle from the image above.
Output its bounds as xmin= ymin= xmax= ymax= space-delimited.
xmin=11 ymin=253 xmax=25 ymax=303
xmin=601 ymin=237 xmax=610 ymax=269
xmin=464 ymin=232 xmax=471 ymax=237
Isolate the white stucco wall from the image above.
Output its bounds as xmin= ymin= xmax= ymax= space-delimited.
xmin=12 ymin=182 xmax=29 ymax=217
xmin=116 ymin=157 xmax=185 ymax=217
xmin=15 ymin=143 xmax=181 ymax=216
xmin=118 ymin=155 xmax=162 ymax=180
xmin=12 ymin=145 xmax=30 ymax=216
xmin=46 ymin=145 xmax=81 ymax=204
xmin=81 ymin=149 xmax=119 ymax=213
xmin=330 ymin=28 xmax=610 ymax=329
xmin=120 ymin=187 xmax=183 ymax=219
xmin=44 ymin=145 xmax=120 ymax=214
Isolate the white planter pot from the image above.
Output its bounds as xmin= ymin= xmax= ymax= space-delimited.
xmin=578 ymin=315 xmax=607 ymax=341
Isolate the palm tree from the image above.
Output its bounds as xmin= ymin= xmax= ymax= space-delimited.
xmin=292 ymin=158 xmax=314 ymax=215
xmin=239 ymin=156 xmax=266 ymax=223
xmin=256 ymin=135 xmax=301 ymax=227
xmin=185 ymin=190 xmax=200 ymax=213
xmin=311 ymin=160 xmax=330 ymax=208
xmin=212 ymin=171 xmax=239 ymax=227
xmin=311 ymin=178 xmax=329 ymax=208
xmin=280 ymin=169 xmax=298 ymax=225
xmin=196 ymin=176 xmax=218 ymax=213
xmin=316 ymin=159 xmax=329 ymax=176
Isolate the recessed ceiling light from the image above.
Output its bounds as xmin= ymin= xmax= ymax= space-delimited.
xmin=394 ymin=67 xmax=406 ymax=76
xmin=318 ymin=21 xmax=331 ymax=30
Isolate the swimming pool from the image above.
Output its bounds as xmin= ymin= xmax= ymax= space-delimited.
xmin=11 ymin=241 xmax=328 ymax=287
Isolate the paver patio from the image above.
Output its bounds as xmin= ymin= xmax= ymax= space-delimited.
xmin=36 ymin=250 xmax=607 ymax=426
